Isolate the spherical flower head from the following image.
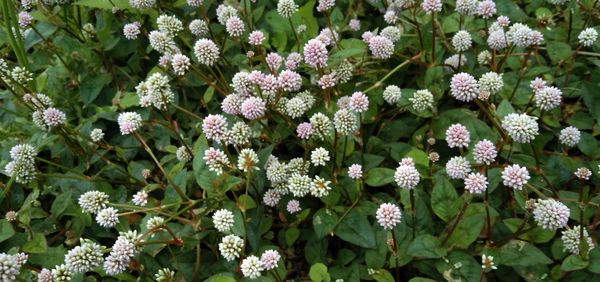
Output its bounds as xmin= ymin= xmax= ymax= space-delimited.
xmin=216 ymin=5 xmax=238 ymax=25
xmin=446 ymin=124 xmax=470 ymax=149
xmin=559 ymin=126 xmax=581 ymax=147
xmin=376 ymin=203 xmax=402 ymax=230
xmin=533 ymin=198 xmax=570 ymax=230
xmin=362 ymin=31 xmax=376 ymax=43
xmin=263 ymin=189 xmax=282 ymax=206
xmin=547 ymin=0 xmax=568 ymax=4
xmin=464 ymin=172 xmax=488 ymax=194
xmin=562 ymin=225 xmax=594 ymax=255
xmin=237 ymin=148 xmax=259 ymax=172
xmin=410 ymin=89 xmax=434 ymax=112
xmin=304 ymin=39 xmax=328 ymax=69
xmin=0 ymin=253 xmax=20 ymax=282
xmin=530 ymin=77 xmax=546 ymax=93
xmin=38 ymin=268 xmax=53 ymax=282
xmin=478 ymin=50 xmax=492 ymax=65
xmin=103 ymin=254 xmax=128 ymax=276
xmin=496 ymin=15 xmax=510 ymax=27
xmin=479 ymin=72 xmax=504 ymax=95
xmin=310 ymin=147 xmax=330 ymax=167
xmin=444 ymin=54 xmax=467 ymax=71
xmin=96 ymin=207 xmax=119 ymax=228
xmin=287 ymin=173 xmax=311 ymax=197
xmin=575 ymin=167 xmax=592 ymax=180
xmin=316 ymin=0 xmax=335 ymax=12
xmin=286 ymin=97 xmax=307 ymax=118
xmin=219 ymin=235 xmax=244 ymax=261
xmin=260 ymin=250 xmax=281 ymax=270
xmin=193 ymin=38 xmax=220 ymax=66
xmin=171 ymin=53 xmax=191 ymax=76
xmin=534 ymin=86 xmax=562 ymax=111
xmin=296 ymin=122 xmax=314 ymax=140
xmin=202 ymin=114 xmax=228 ymax=141
xmin=187 ymin=0 xmax=203 ymax=7
xmin=226 ymin=16 xmax=245 ymax=38
xmin=10 ymin=144 xmax=36 ymax=163
xmin=18 ymin=11 xmax=32 ymax=27
xmin=394 ymin=164 xmax=420 ymax=189
xmin=241 ymin=97 xmax=266 ymax=120
xmin=578 ymin=28 xmax=598 ymax=47
xmin=175 ymin=146 xmax=192 ymax=163
xmin=455 ymin=0 xmax=477 ymax=15
xmin=333 ymin=108 xmax=358 ymax=135
xmin=348 ymin=164 xmax=363 ymax=180
xmin=90 ymin=128 xmax=104 ymax=142
xmin=502 ymin=113 xmax=539 ymax=143
xmin=429 ymin=152 xmax=440 ymax=162
xmin=117 ymin=112 xmax=142 ymax=135
xmin=310 ymin=176 xmax=332 ymax=197
xmin=65 ymin=240 xmax=104 ymax=273
xmin=349 ymin=19 xmax=360 ymax=31
xmin=148 ymin=30 xmax=176 ymax=54
xmin=157 ymin=14 xmax=183 ymax=37
xmin=310 ymin=113 xmax=333 ymax=140
xmin=211 ymin=209 xmax=234 ymax=233
xmin=422 ymin=0 xmax=442 ymax=14
xmin=446 ymin=156 xmax=471 ymax=179
xmin=286 ymin=199 xmax=302 ymax=214
xmin=241 ymin=255 xmax=264 ymax=279
xmin=476 ymin=0 xmax=496 ymax=19
xmin=248 ymin=30 xmax=265 ymax=46
xmin=501 ymin=164 xmax=529 ymax=190
xmin=369 ymin=35 xmax=395 ymax=59
xmin=506 ymin=23 xmax=534 ymax=47
xmin=381 ymin=26 xmax=402 ymax=42
xmin=277 ymin=0 xmax=298 ymax=18
xmin=5 ymin=211 xmax=17 ymax=222
xmin=450 ymin=73 xmax=480 ymax=102
xmin=383 ymin=85 xmax=402 ymax=105
xmin=189 ymin=19 xmax=208 ymax=37
xmin=452 ymin=30 xmax=472 ymax=52
xmin=278 ymin=70 xmax=302 ymax=92
xmin=129 ymin=0 xmax=155 ymax=9
xmin=348 ymin=91 xmax=369 ymax=112
xmin=42 ymin=107 xmax=66 ymax=128
xmin=383 ymin=10 xmax=398 ymax=25
xmin=203 ymin=147 xmax=230 ymax=175
xmin=78 ymin=190 xmax=109 ymax=214
xmin=286 ymin=52 xmax=303 ymax=70
xmin=473 ymin=139 xmax=497 ymax=165
xmin=132 ymin=190 xmax=148 ymax=206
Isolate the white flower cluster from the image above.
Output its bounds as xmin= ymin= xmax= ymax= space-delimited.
xmin=103 ymin=230 xmax=143 ymax=275
xmin=4 ymin=144 xmax=37 ymax=184
xmin=136 ymin=72 xmax=175 ymax=109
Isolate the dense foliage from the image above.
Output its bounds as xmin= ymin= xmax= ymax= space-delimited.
xmin=1 ymin=0 xmax=600 ymax=281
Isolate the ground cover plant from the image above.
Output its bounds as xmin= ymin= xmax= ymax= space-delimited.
xmin=0 ymin=0 xmax=599 ymax=281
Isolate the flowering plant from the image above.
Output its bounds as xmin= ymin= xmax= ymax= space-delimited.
xmin=0 ymin=0 xmax=599 ymax=281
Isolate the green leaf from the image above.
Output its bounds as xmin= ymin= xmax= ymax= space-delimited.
xmin=204 ymin=273 xmax=236 ymax=282
xmin=74 ymin=0 xmax=129 ymax=9
xmin=546 ymin=41 xmax=572 ymax=64
xmin=285 ymin=227 xmax=300 ymax=246
xmin=496 ymin=99 xmax=516 ymax=118
xmin=430 ymin=174 xmax=459 ymax=222
xmin=561 ymin=255 xmax=589 ymax=271
xmin=503 ymin=218 xmax=555 ymax=243
xmin=335 ymin=209 xmax=376 ymax=249
xmin=50 ymin=190 xmax=73 ymax=219
xmin=588 ymin=248 xmax=600 ymax=273
xmin=485 ymin=240 xmax=552 ymax=266
xmin=28 ymin=246 xmax=67 ymax=268
xmin=582 ymin=82 xmax=600 ymax=123
xmin=313 ymin=208 xmax=338 ymax=239
xmin=80 ymin=73 xmax=111 ymax=105
xmin=407 ymin=234 xmax=447 ymax=258
xmin=444 ymin=216 xmax=484 ymax=249
xmin=0 ymin=220 xmax=15 ymax=243
xmin=372 ymin=269 xmax=395 ymax=282
xmin=365 ymin=168 xmax=395 ymax=187
xmin=23 ymin=232 xmax=47 ymax=253
xmin=309 ymin=263 xmax=330 ymax=282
